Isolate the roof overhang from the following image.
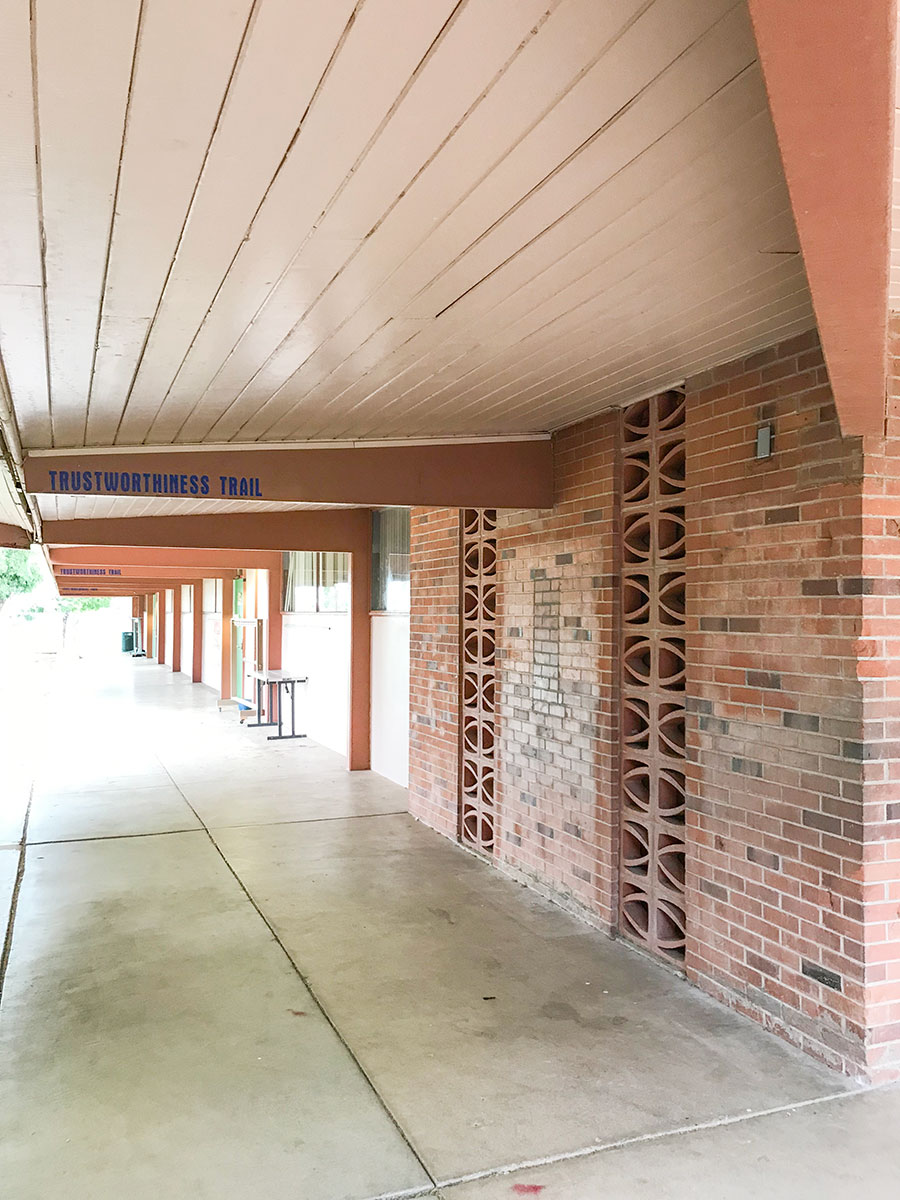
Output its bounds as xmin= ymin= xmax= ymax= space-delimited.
xmin=0 ymin=521 xmax=30 ymax=548
xmin=747 ymin=0 xmax=896 ymax=435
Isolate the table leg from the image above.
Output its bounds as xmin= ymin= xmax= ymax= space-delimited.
xmin=266 ymin=679 xmax=308 ymax=741
xmin=248 ymin=677 xmax=279 ymax=727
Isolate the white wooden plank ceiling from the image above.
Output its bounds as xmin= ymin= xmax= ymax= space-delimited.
xmin=0 ymin=0 xmax=812 ymax=452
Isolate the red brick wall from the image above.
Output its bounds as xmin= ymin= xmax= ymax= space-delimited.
xmin=406 ymin=331 xmax=900 ymax=1081
xmin=684 ymin=331 xmax=871 ymax=1076
xmin=494 ymin=416 xmax=619 ymax=927
xmin=856 ymin=313 xmax=900 ymax=1080
xmin=408 ymin=507 xmax=460 ymax=838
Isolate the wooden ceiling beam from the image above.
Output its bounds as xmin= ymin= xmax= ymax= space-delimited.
xmin=25 ymin=438 xmax=553 ymax=508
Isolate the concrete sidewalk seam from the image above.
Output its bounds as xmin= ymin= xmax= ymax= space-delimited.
xmin=432 ymin=1085 xmax=883 ymax=1190
xmin=153 ymin=751 xmax=439 ymax=1192
xmin=205 ymin=809 xmax=409 ymax=832
xmin=362 ymin=1185 xmax=437 ymax=1200
xmin=27 ymin=827 xmax=203 ymax=846
xmin=0 ymin=786 xmax=32 ymax=1009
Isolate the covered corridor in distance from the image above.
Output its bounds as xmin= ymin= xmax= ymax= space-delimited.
xmin=2 ymin=655 xmax=899 ymax=1200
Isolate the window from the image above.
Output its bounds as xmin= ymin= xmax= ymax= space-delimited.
xmin=318 ymin=552 xmax=350 ymax=612
xmin=283 ymin=551 xmax=317 ymax=612
xmin=165 ymin=588 xmax=173 ymax=613
xmin=371 ymin=508 xmax=410 ymax=613
xmin=282 ymin=551 xmax=349 ymax=613
xmin=181 ymin=584 xmax=192 ymax=613
xmin=202 ymin=578 xmax=222 ymax=614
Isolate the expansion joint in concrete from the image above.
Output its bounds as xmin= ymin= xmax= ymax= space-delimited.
xmin=0 ymin=786 xmax=32 ymax=1009
xmin=429 ymin=1085 xmax=875 ymax=1192
xmin=152 ymin=752 xmax=439 ymax=1191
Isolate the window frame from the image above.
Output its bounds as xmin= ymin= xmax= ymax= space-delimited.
xmin=282 ymin=551 xmax=350 ymax=615
xmin=371 ymin=507 xmax=411 ymax=614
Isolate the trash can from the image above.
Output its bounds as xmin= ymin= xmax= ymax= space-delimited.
xmin=121 ymin=631 xmax=134 ymax=653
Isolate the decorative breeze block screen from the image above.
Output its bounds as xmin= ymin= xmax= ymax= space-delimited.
xmin=618 ymin=391 xmax=687 ymax=963
xmin=459 ymin=508 xmax=498 ymax=854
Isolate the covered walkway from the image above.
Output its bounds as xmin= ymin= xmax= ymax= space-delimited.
xmin=2 ymin=659 xmax=899 ymax=1199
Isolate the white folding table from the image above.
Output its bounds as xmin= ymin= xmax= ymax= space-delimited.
xmin=246 ymin=669 xmax=309 ymax=741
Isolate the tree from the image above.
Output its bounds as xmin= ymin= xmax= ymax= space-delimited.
xmin=0 ymin=547 xmax=41 ymax=613
xmin=58 ymin=597 xmax=111 ymax=649
xmin=23 ymin=595 xmax=111 ymax=649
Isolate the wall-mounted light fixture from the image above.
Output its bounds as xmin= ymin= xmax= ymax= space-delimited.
xmin=756 ymin=424 xmax=774 ymax=459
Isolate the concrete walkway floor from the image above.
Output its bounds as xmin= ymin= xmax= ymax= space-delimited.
xmin=1 ymin=656 xmax=899 ymax=1199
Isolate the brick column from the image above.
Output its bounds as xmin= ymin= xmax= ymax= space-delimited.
xmin=409 ymin=508 xmax=461 ymax=837
xmin=684 ymin=331 xmax=872 ymax=1077
xmin=855 ymin=316 xmax=900 ymax=1081
xmin=493 ymin=417 xmax=618 ymax=927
